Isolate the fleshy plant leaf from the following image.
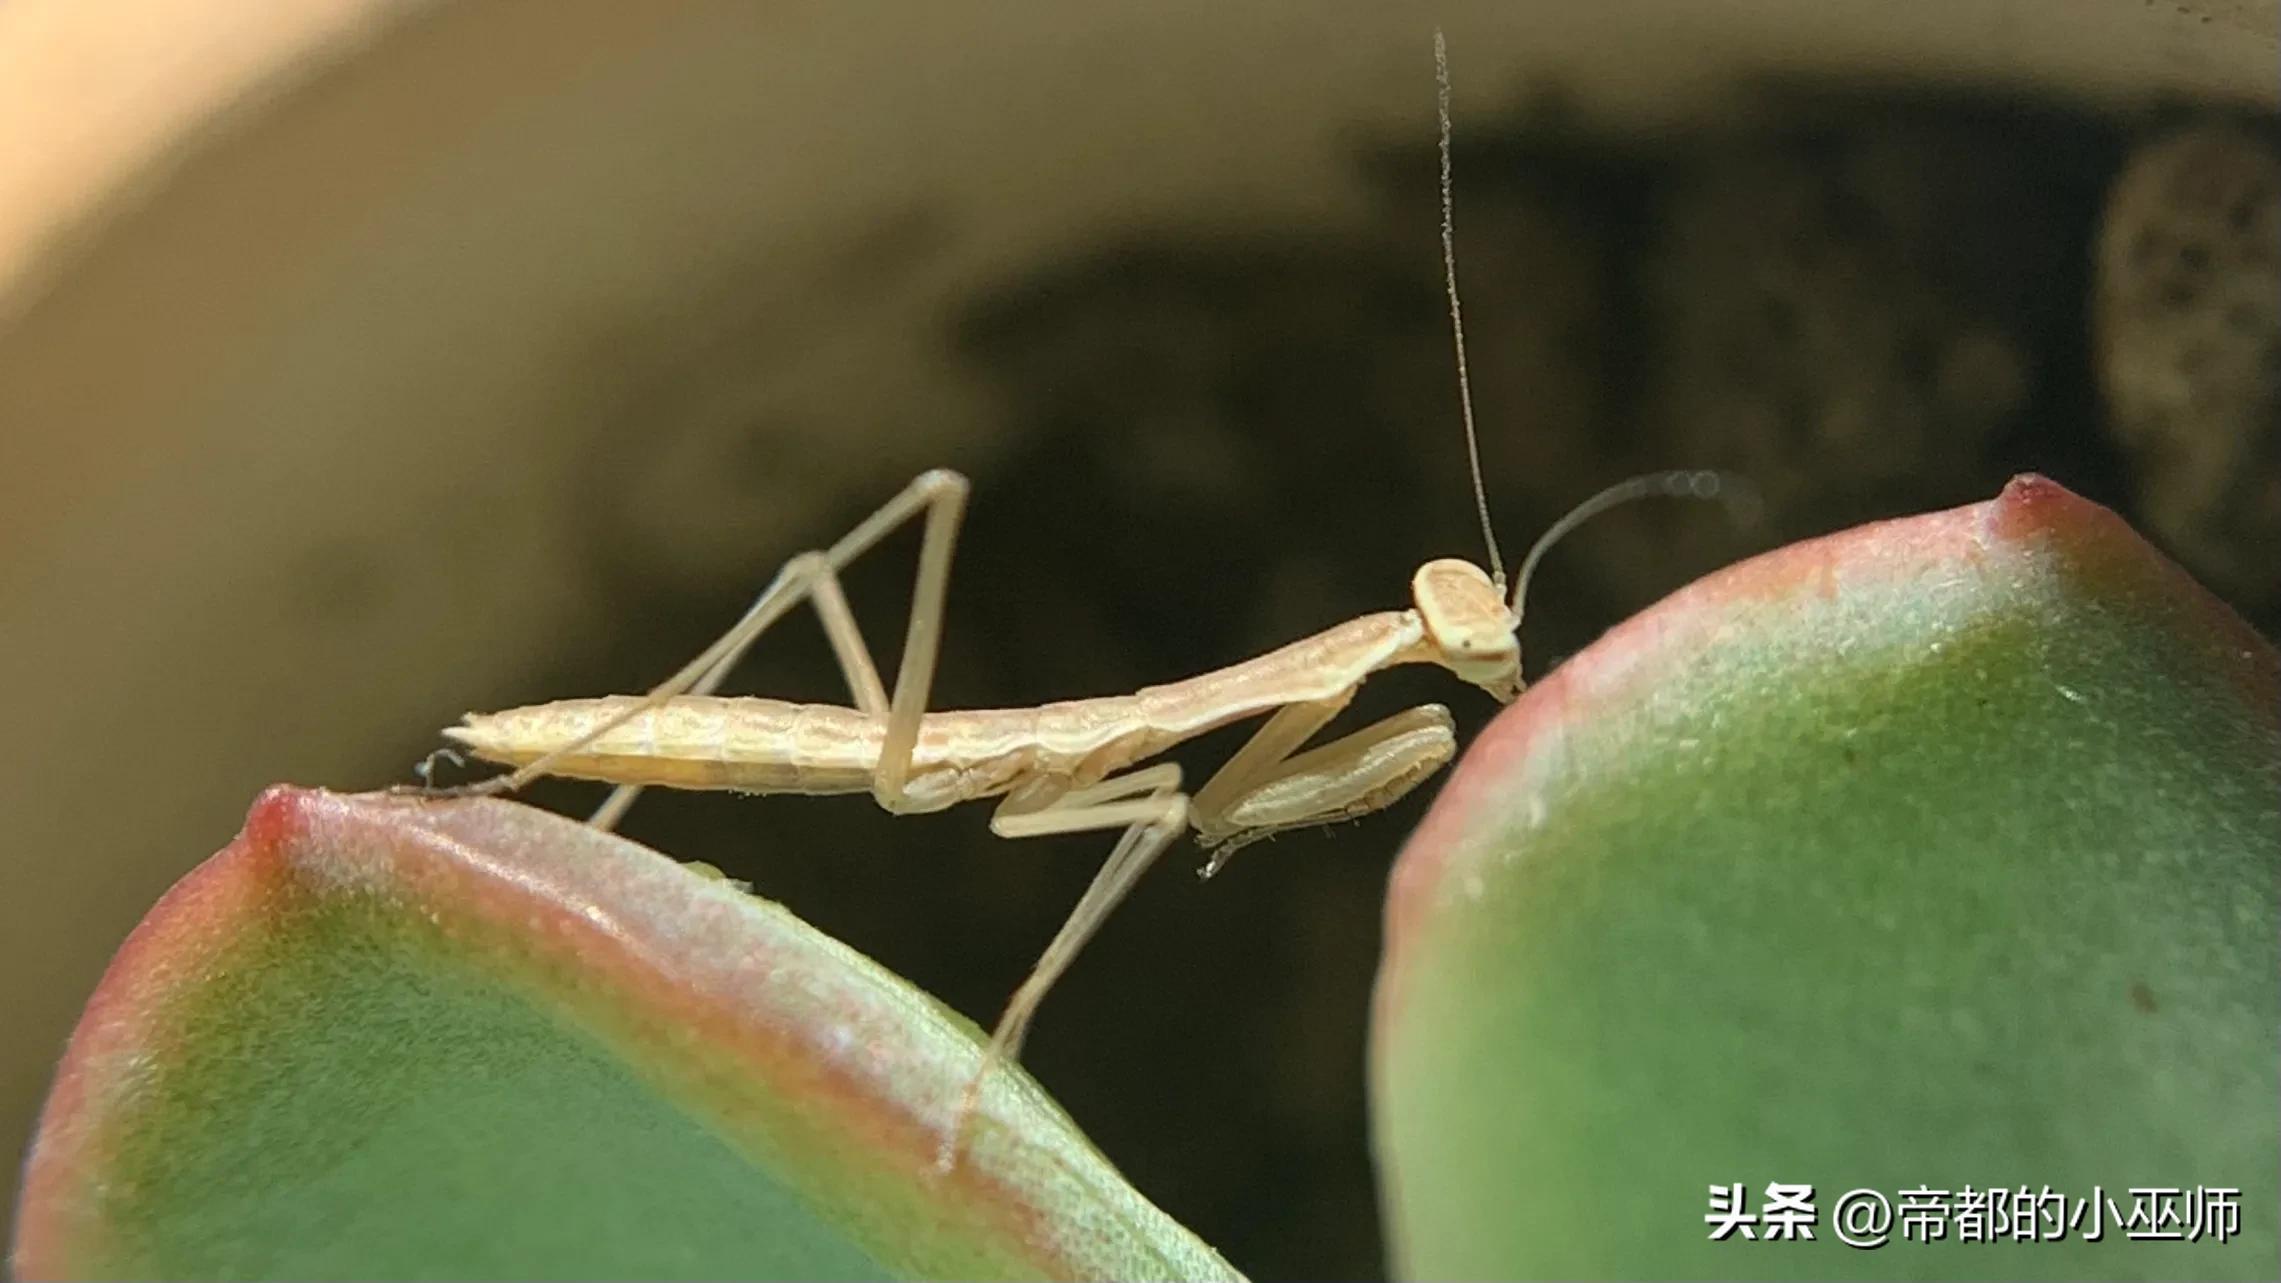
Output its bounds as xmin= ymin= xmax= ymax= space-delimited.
xmin=15 ymin=788 xmax=1238 ymax=1282
xmin=1374 ymin=476 xmax=2279 ymax=1280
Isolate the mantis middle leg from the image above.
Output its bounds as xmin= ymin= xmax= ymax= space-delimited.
xmin=943 ymin=761 xmax=1190 ymax=1165
xmin=940 ymin=694 xmax=1457 ymax=1155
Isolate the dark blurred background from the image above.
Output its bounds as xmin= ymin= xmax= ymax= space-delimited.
xmin=2 ymin=3 xmax=2273 ymax=1277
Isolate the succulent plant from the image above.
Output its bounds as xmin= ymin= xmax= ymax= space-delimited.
xmin=1375 ymin=474 xmax=2278 ymax=1278
xmin=15 ymin=476 xmax=2275 ymax=1280
xmin=9 ymin=790 xmax=1237 ymax=1281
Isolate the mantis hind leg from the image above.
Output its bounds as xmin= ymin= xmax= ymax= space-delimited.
xmin=584 ymin=546 xmax=894 ymax=830
xmin=422 ymin=469 xmax=970 ymax=827
xmin=596 ymin=465 xmax=965 ymax=828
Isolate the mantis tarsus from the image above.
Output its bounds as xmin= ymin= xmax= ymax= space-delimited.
xmin=422 ymin=31 xmax=1747 ymax=1167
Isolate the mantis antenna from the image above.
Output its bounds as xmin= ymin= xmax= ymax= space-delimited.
xmin=1433 ymin=32 xmax=1754 ymax=629
xmin=1509 ymin=469 xmax=1744 ymax=619
xmin=1435 ymin=28 xmax=1506 ymax=593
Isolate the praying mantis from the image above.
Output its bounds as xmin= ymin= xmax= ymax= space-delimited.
xmin=420 ymin=32 xmax=1744 ymax=1164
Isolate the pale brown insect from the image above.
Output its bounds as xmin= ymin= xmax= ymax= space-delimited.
xmin=425 ymin=32 xmax=1739 ymax=1166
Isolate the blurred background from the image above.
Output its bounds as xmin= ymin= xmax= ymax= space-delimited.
xmin=2 ymin=1 xmax=2273 ymax=1276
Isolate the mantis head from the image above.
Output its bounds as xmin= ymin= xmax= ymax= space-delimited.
xmin=1413 ymin=471 xmax=1755 ymax=710
xmin=1413 ymin=558 xmax=1523 ymax=704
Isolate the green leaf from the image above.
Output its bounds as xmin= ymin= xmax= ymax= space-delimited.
xmin=15 ymin=788 xmax=1238 ymax=1281
xmin=1373 ymin=475 xmax=2280 ymax=1280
